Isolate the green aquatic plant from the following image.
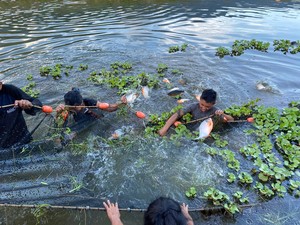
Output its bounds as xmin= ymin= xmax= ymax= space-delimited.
xmin=223 ymin=202 xmax=240 ymax=214
xmin=271 ymin=182 xmax=287 ymax=197
xmin=26 ymin=74 xmax=33 ymax=80
xmin=168 ymin=43 xmax=188 ymax=53
xmin=205 ymin=147 xmax=218 ymax=156
xmin=185 ymin=186 xmax=197 ymax=199
xmin=211 ymin=133 xmax=228 ymax=148
xmin=227 ymin=173 xmax=236 ymax=183
xmin=289 ymin=180 xmax=300 ymax=191
xmin=21 ymin=81 xmax=40 ymax=98
xmin=171 ymin=69 xmax=183 ymax=75
xmin=219 ymin=149 xmax=240 ymax=172
xmin=39 ymin=66 xmax=52 ymax=76
xmin=78 ymin=64 xmax=88 ymax=71
xmin=88 ymin=66 xmax=160 ymax=94
xmin=238 ymin=172 xmax=253 ymax=184
xmin=216 ymin=39 xmax=300 ymax=57
xmin=169 ymin=45 xmax=180 ymax=53
xmin=204 ymin=187 xmax=230 ymax=206
xmin=239 ymin=143 xmax=261 ymax=159
xmin=39 ymin=64 xmax=74 ymax=79
xmin=157 ymin=63 xmax=168 ymax=73
xmin=215 ymin=47 xmax=230 ymax=58
xmin=273 ymin=39 xmax=300 ymax=54
xmin=254 ymin=182 xmax=275 ymax=198
xmin=180 ymin=43 xmax=188 ymax=52
xmin=225 ymin=99 xmax=259 ymax=117
xmin=232 ymin=191 xmax=249 ymax=203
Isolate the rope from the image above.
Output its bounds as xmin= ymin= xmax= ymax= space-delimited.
xmin=0 ymin=203 xmax=258 ymax=213
xmin=182 ymin=114 xmax=215 ymax=125
xmin=0 ymin=104 xmax=42 ymax=109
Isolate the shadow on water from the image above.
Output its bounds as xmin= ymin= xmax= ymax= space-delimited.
xmin=0 ymin=0 xmax=300 ymax=224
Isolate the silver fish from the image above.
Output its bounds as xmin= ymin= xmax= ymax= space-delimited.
xmin=195 ymin=118 xmax=213 ymax=140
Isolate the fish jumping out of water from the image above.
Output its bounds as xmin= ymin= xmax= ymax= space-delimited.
xmin=125 ymin=93 xmax=138 ymax=104
xmin=167 ymin=87 xmax=184 ymax=96
xmin=177 ymin=99 xmax=190 ymax=104
xmin=195 ymin=118 xmax=213 ymax=140
xmin=141 ymin=86 xmax=150 ymax=99
xmin=163 ymin=78 xmax=171 ymax=84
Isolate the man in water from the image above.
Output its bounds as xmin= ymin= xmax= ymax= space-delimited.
xmin=55 ymin=87 xmax=127 ymax=125
xmin=0 ymin=81 xmax=42 ymax=148
xmin=158 ymin=89 xmax=234 ymax=136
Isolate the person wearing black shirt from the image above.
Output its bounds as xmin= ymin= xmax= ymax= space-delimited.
xmin=55 ymin=88 xmax=127 ymax=124
xmin=0 ymin=82 xmax=42 ymax=148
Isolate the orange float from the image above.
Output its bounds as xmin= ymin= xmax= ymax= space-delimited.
xmin=136 ymin=111 xmax=146 ymax=119
xmin=98 ymin=102 xmax=110 ymax=109
xmin=42 ymin=105 xmax=53 ymax=114
xmin=247 ymin=117 xmax=254 ymax=123
xmin=173 ymin=121 xmax=182 ymax=127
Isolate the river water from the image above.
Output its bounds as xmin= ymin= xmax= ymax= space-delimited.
xmin=0 ymin=0 xmax=299 ymax=224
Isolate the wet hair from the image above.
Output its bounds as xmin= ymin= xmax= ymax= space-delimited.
xmin=144 ymin=197 xmax=187 ymax=225
xmin=200 ymin=89 xmax=217 ymax=104
xmin=64 ymin=88 xmax=83 ymax=106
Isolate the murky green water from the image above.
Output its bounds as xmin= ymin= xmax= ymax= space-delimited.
xmin=1 ymin=0 xmax=300 ymax=224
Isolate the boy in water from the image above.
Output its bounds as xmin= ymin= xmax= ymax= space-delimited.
xmin=55 ymin=87 xmax=127 ymax=124
xmin=158 ymin=89 xmax=234 ymax=136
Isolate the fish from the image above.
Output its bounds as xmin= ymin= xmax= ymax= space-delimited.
xmin=109 ymin=126 xmax=134 ymax=140
xmin=110 ymin=129 xmax=124 ymax=140
xmin=256 ymin=83 xmax=266 ymax=90
xmin=195 ymin=118 xmax=213 ymax=140
xmin=163 ymin=78 xmax=171 ymax=84
xmin=177 ymin=99 xmax=190 ymax=104
xmin=125 ymin=93 xmax=138 ymax=104
xmin=167 ymin=87 xmax=184 ymax=96
xmin=141 ymin=86 xmax=150 ymax=99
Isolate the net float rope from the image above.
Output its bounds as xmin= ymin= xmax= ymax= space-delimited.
xmin=0 ymin=104 xmax=53 ymax=114
xmin=173 ymin=115 xmax=254 ymax=126
xmin=0 ymin=202 xmax=259 ymax=213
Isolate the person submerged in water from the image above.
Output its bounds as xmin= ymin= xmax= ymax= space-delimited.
xmin=0 ymin=81 xmax=43 ymax=148
xmin=158 ymin=89 xmax=234 ymax=136
xmin=103 ymin=197 xmax=194 ymax=225
xmin=55 ymin=87 xmax=127 ymax=125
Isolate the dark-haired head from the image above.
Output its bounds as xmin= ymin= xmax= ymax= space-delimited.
xmin=200 ymin=89 xmax=217 ymax=104
xmin=64 ymin=88 xmax=83 ymax=106
xmin=144 ymin=197 xmax=187 ymax=225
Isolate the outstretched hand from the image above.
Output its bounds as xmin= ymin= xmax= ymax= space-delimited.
xmin=180 ymin=203 xmax=194 ymax=225
xmin=103 ymin=200 xmax=123 ymax=225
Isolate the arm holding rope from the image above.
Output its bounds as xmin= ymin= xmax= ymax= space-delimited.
xmin=97 ymin=95 xmax=127 ymax=112
xmin=158 ymin=110 xmax=184 ymax=136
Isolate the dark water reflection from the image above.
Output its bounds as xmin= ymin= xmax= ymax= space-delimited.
xmin=0 ymin=0 xmax=300 ymax=224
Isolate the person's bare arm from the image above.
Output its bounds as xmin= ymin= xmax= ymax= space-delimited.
xmin=180 ymin=203 xmax=194 ymax=225
xmin=103 ymin=200 xmax=123 ymax=225
xmin=158 ymin=110 xmax=183 ymax=136
xmin=215 ymin=109 xmax=234 ymax=122
xmin=98 ymin=95 xmax=127 ymax=112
